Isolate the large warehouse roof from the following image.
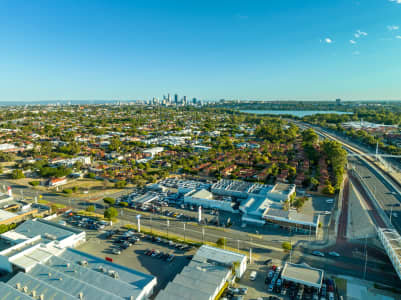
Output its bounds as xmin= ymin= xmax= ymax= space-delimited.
xmin=10 ymin=219 xmax=83 ymax=242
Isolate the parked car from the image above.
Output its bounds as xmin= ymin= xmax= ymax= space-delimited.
xmin=312 ymin=251 xmax=325 ymax=257
xmin=268 ymin=284 xmax=274 ymax=292
xmin=249 ymin=271 xmax=257 ymax=281
xmin=328 ymin=251 xmax=340 ymax=257
xmin=228 ymin=287 xmax=239 ymax=294
xmin=112 ymin=249 xmax=121 ymax=255
xmin=238 ymin=287 xmax=248 ymax=295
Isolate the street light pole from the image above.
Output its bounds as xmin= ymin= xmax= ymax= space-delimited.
xmin=150 ymin=215 xmax=153 ymax=234
xmin=167 ymin=219 xmax=169 ymax=238
xmin=363 ymin=235 xmax=368 ymax=279
xmin=184 ymin=223 xmax=186 ymax=242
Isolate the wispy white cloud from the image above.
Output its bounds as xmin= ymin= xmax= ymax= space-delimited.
xmin=389 ymin=0 xmax=401 ymax=4
xmin=353 ymin=51 xmax=360 ymax=55
xmin=354 ymin=30 xmax=368 ymax=38
xmin=350 ymin=40 xmax=357 ymax=44
xmin=396 ymin=35 xmax=401 ymax=39
xmin=387 ymin=25 xmax=399 ymax=31
xmin=324 ymin=38 xmax=333 ymax=44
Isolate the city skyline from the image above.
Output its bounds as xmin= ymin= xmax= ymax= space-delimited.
xmin=0 ymin=1 xmax=400 ymax=101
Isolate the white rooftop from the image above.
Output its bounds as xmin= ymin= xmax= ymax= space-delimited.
xmin=281 ymin=263 xmax=324 ymax=288
xmin=0 ymin=209 xmax=18 ymax=223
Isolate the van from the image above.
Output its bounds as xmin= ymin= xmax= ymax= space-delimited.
xmin=249 ymin=271 xmax=257 ymax=281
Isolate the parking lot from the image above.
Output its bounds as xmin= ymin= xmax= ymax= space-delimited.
xmin=75 ymin=225 xmax=195 ymax=297
xmin=220 ymin=259 xmax=337 ymax=300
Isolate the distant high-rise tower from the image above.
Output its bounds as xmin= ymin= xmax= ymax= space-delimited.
xmin=183 ymin=96 xmax=187 ymax=105
xmin=336 ymin=98 xmax=341 ymax=105
xmin=168 ymin=93 xmax=171 ymax=104
xmin=174 ymin=94 xmax=179 ymax=104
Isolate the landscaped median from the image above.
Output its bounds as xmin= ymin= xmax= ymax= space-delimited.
xmin=122 ymin=223 xmax=252 ymax=257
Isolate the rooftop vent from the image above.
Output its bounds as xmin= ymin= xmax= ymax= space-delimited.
xmin=48 ymin=272 xmax=52 ymax=277
xmin=59 ymin=277 xmax=63 ymax=281
xmin=39 ymin=294 xmax=44 ymax=300
xmin=79 ymin=260 xmax=88 ymax=266
xmin=31 ymin=290 xmax=36 ymax=297
xmin=16 ymin=283 xmax=21 ymax=290
xmin=66 ymin=263 xmax=70 ymax=268
xmin=23 ymin=286 xmax=28 ymax=293
xmin=44 ymin=233 xmax=57 ymax=240
xmin=79 ymin=292 xmax=84 ymax=300
xmin=98 ymin=266 xmax=105 ymax=272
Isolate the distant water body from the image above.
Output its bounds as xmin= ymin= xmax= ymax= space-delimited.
xmin=239 ymin=110 xmax=352 ymax=117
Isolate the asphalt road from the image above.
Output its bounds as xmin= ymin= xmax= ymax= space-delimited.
xmin=349 ymin=156 xmax=401 ymax=231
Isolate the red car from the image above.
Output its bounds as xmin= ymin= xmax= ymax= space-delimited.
xmin=272 ymin=265 xmax=277 ymax=271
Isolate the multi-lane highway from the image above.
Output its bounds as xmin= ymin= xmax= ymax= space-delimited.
xmin=291 ymin=121 xmax=401 ymax=232
xmin=349 ymin=156 xmax=401 ymax=230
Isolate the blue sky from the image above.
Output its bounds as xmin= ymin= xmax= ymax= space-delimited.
xmin=0 ymin=0 xmax=400 ymax=101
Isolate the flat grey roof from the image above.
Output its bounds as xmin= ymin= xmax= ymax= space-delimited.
xmin=28 ymin=263 xmax=124 ymax=300
xmin=156 ymin=246 xmax=237 ymax=300
xmin=281 ymin=263 xmax=324 ymax=288
xmin=0 ymin=209 xmax=18 ymax=222
xmin=13 ymin=219 xmax=83 ymax=242
xmin=0 ymin=282 xmax=36 ymax=300
xmin=7 ymin=272 xmax=77 ymax=300
xmin=45 ymin=254 xmax=145 ymax=299
xmin=194 ymin=245 xmax=246 ymax=266
xmin=59 ymin=248 xmax=156 ymax=290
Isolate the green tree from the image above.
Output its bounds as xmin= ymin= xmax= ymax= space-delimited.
xmin=29 ymin=180 xmax=40 ymax=186
xmin=104 ymin=207 xmax=118 ymax=220
xmin=114 ymin=180 xmax=127 ymax=188
xmin=86 ymin=205 xmax=95 ymax=212
xmin=216 ymin=237 xmax=227 ymax=248
xmin=282 ymin=241 xmax=292 ymax=251
xmin=103 ymin=197 xmax=116 ymax=205
xmin=11 ymin=169 xmax=25 ymax=179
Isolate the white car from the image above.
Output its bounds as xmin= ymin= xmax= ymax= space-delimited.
xmin=326 ymin=199 xmax=334 ymax=204
xmin=249 ymin=271 xmax=257 ymax=281
xmin=328 ymin=251 xmax=340 ymax=257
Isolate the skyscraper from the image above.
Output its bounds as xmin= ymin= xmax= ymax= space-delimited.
xmin=174 ymin=94 xmax=179 ymax=105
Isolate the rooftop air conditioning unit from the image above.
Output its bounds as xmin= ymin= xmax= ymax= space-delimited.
xmin=79 ymin=292 xmax=84 ymax=300
xmin=31 ymin=290 xmax=36 ymax=297
xmin=23 ymin=286 xmax=28 ymax=293
xmin=39 ymin=294 xmax=44 ymax=300
xmin=79 ymin=260 xmax=88 ymax=266
xmin=16 ymin=283 xmax=21 ymax=290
